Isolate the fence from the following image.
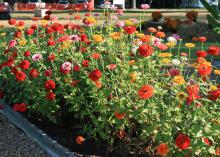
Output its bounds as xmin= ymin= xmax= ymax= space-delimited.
xmin=15 ymin=2 xmax=94 ymax=11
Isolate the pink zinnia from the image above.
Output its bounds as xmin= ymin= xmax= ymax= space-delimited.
xmin=32 ymin=54 xmax=42 ymax=61
xmin=61 ymin=62 xmax=72 ymax=71
xmin=155 ymin=42 xmax=168 ymax=51
xmin=115 ymin=21 xmax=125 ymax=28
xmin=8 ymin=40 xmax=17 ymax=48
xmin=141 ymin=4 xmax=150 ymax=9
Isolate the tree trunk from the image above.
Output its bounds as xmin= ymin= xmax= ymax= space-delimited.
xmin=132 ymin=0 xmax=136 ymax=9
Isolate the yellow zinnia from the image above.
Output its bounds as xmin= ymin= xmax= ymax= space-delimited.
xmin=214 ymin=70 xmax=220 ymax=75
xmin=161 ymin=58 xmax=171 ymax=64
xmin=210 ymin=85 xmax=218 ymax=91
xmin=166 ymin=41 xmax=176 ymax=47
xmin=173 ymin=75 xmax=185 ymax=85
xmin=124 ymin=20 xmax=134 ymax=26
xmin=185 ymin=43 xmax=195 ymax=48
xmin=158 ymin=53 xmax=173 ymax=58
xmin=92 ymin=34 xmax=103 ymax=43
xmin=136 ymin=33 xmax=145 ymax=39
xmin=176 ymin=92 xmax=187 ymax=99
xmin=18 ymin=39 xmax=27 ymax=46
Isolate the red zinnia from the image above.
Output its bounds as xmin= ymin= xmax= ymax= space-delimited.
xmin=29 ymin=69 xmax=39 ymax=78
xmin=208 ymin=89 xmax=220 ymax=101
xmin=138 ymin=85 xmax=154 ymax=99
xmin=19 ymin=60 xmax=30 ymax=70
xmin=46 ymin=91 xmax=56 ymax=101
xmin=47 ymin=54 xmax=55 ymax=62
xmin=26 ymin=28 xmax=34 ymax=35
xmin=123 ymin=26 xmax=136 ymax=34
xmin=208 ymin=45 xmax=220 ymax=56
xmin=44 ymin=80 xmax=56 ymax=90
xmin=13 ymin=103 xmax=27 ymax=112
xmin=8 ymin=19 xmax=16 ymax=25
xmin=73 ymin=64 xmax=80 ymax=72
xmin=18 ymin=21 xmax=25 ymax=26
xmin=44 ymin=69 xmax=52 ymax=77
xmin=199 ymin=36 xmax=207 ymax=42
xmin=24 ymin=51 xmax=31 ymax=57
xmin=196 ymin=50 xmax=207 ymax=58
xmin=138 ymin=44 xmax=153 ymax=57
xmin=89 ymin=69 xmax=102 ymax=82
xmin=82 ymin=60 xmax=90 ymax=67
xmin=15 ymin=71 xmax=26 ymax=82
xmin=175 ymin=134 xmax=190 ymax=150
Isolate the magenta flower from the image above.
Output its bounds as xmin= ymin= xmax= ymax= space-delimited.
xmin=141 ymin=4 xmax=150 ymax=9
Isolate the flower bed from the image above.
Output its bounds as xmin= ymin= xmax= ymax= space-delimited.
xmin=0 ymin=9 xmax=220 ymax=157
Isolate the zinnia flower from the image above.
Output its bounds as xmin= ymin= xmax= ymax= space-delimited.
xmin=196 ymin=50 xmax=207 ymax=58
xmin=208 ymin=45 xmax=220 ymax=56
xmin=173 ymin=75 xmax=185 ymax=85
xmin=123 ymin=26 xmax=136 ymax=34
xmin=114 ymin=112 xmax=126 ymax=120
xmin=19 ymin=60 xmax=30 ymax=70
xmin=32 ymin=54 xmax=42 ymax=62
xmin=46 ymin=91 xmax=56 ymax=101
xmin=141 ymin=4 xmax=150 ymax=9
xmin=138 ymin=85 xmax=154 ymax=99
xmin=76 ymin=136 xmax=85 ymax=145
xmin=15 ymin=71 xmax=26 ymax=82
xmin=138 ymin=44 xmax=153 ymax=57
xmin=13 ymin=103 xmax=27 ymax=112
xmin=89 ymin=69 xmax=102 ymax=82
xmin=157 ymin=143 xmax=170 ymax=157
xmin=29 ymin=69 xmax=39 ymax=78
xmin=8 ymin=40 xmax=17 ymax=48
xmin=92 ymin=34 xmax=103 ymax=43
xmin=175 ymin=134 xmax=190 ymax=150
xmin=44 ymin=80 xmax=56 ymax=90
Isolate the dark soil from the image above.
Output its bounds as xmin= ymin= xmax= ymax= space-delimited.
xmin=24 ymin=112 xmax=147 ymax=157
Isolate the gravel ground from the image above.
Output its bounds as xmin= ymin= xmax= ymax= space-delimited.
xmin=0 ymin=113 xmax=49 ymax=157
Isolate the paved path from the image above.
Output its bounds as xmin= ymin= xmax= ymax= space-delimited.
xmin=0 ymin=113 xmax=49 ymax=157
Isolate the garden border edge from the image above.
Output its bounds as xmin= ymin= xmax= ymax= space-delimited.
xmin=0 ymin=103 xmax=76 ymax=157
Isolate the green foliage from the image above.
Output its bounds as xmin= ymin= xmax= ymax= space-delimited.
xmin=200 ymin=0 xmax=220 ymax=34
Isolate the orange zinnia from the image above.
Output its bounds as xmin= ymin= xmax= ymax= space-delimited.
xmin=110 ymin=32 xmax=121 ymax=40
xmin=76 ymin=136 xmax=85 ymax=145
xmin=157 ymin=143 xmax=170 ymax=156
xmin=156 ymin=31 xmax=166 ymax=38
xmin=148 ymin=27 xmax=157 ymax=33
xmin=138 ymin=85 xmax=154 ymax=99
xmin=114 ymin=112 xmax=126 ymax=120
